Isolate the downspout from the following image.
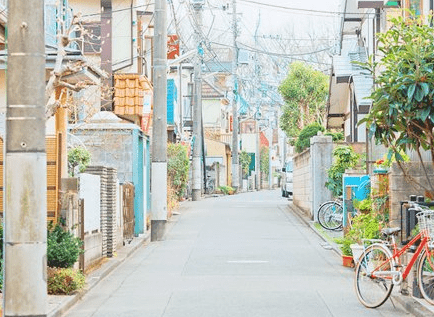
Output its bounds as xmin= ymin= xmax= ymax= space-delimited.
xmin=101 ymin=0 xmax=113 ymax=111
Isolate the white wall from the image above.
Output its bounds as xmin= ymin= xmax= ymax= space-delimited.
xmin=241 ymin=134 xmax=256 ymax=153
xmin=79 ymin=173 xmax=101 ymax=233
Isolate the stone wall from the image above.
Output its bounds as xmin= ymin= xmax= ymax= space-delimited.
xmin=389 ymin=162 xmax=434 ymax=236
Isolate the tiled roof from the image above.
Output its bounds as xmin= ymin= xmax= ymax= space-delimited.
xmin=202 ymin=80 xmax=225 ymax=99
xmin=114 ymin=74 xmax=152 ymax=116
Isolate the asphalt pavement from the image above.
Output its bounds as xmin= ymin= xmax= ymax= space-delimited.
xmin=61 ymin=189 xmax=414 ymax=317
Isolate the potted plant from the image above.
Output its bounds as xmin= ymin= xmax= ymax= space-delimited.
xmin=340 ymin=237 xmax=355 ymax=268
xmin=347 ymin=213 xmax=380 ymax=264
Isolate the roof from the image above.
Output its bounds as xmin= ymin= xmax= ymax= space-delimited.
xmin=352 ymin=74 xmax=373 ymax=106
xmin=202 ymin=80 xmax=225 ymax=99
xmin=69 ymin=112 xmax=142 ymax=131
xmin=113 ymin=74 xmax=153 ymax=116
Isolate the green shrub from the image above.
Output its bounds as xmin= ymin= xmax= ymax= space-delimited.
xmin=239 ymin=150 xmax=251 ymax=179
xmin=218 ymin=185 xmax=235 ymax=195
xmin=294 ymin=123 xmax=325 ymax=153
xmin=324 ymin=131 xmax=344 ymax=142
xmin=47 ymin=267 xmax=85 ymax=295
xmin=68 ymin=146 xmax=91 ymax=177
xmin=325 ymin=146 xmax=360 ymax=197
xmin=47 ymin=224 xmax=84 ymax=268
xmin=167 ymin=143 xmax=190 ymax=198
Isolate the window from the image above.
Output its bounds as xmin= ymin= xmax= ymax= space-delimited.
xmin=405 ymin=0 xmax=423 ymax=16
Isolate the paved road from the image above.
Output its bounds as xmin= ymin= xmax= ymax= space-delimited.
xmin=64 ymin=190 xmax=412 ymax=317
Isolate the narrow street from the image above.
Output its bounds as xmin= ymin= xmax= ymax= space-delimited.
xmin=63 ymin=190 xmax=411 ymax=317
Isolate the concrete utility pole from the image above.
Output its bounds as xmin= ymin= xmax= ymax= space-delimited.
xmin=151 ymin=0 xmax=168 ymax=241
xmin=254 ymin=13 xmax=261 ymax=190
xmin=231 ymin=0 xmax=239 ymax=190
xmin=191 ymin=0 xmax=204 ymax=201
xmin=5 ymin=1 xmax=47 ymax=316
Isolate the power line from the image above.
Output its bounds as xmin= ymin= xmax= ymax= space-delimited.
xmin=238 ymin=0 xmax=376 ymax=17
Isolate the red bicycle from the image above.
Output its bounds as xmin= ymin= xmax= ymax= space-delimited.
xmin=354 ymin=203 xmax=434 ymax=308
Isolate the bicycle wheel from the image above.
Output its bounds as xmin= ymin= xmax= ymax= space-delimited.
xmin=418 ymin=249 xmax=434 ymax=305
xmin=355 ymin=244 xmax=394 ymax=308
xmin=317 ymin=201 xmax=343 ymax=231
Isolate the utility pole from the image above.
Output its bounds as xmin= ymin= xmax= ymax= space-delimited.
xmin=231 ymin=0 xmax=239 ymax=190
xmin=191 ymin=0 xmax=204 ymax=201
xmin=5 ymin=1 xmax=47 ymax=316
xmin=254 ymin=12 xmax=261 ymax=191
xmin=151 ymin=0 xmax=168 ymax=241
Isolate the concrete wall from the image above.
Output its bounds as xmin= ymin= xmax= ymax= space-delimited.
xmin=79 ymin=173 xmax=101 ymax=233
xmin=84 ymin=231 xmax=103 ymax=269
xmin=310 ymin=135 xmax=333 ymax=221
xmin=389 ymin=162 xmax=434 ymax=234
xmin=293 ymin=149 xmax=312 ymax=216
xmin=74 ymin=130 xmax=134 ymax=183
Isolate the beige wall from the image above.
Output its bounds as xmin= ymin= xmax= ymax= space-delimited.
xmin=293 ymin=149 xmax=312 ymax=217
xmin=205 ymin=138 xmax=230 ymax=186
xmin=241 ymin=134 xmax=256 ymax=153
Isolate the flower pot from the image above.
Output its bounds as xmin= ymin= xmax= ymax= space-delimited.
xmin=350 ymin=244 xmax=365 ymax=265
xmin=342 ymin=255 xmax=354 ymax=268
xmin=373 ymin=168 xmax=388 ymax=174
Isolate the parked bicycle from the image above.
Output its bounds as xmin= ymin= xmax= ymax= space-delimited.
xmin=205 ymin=175 xmax=215 ymax=195
xmin=354 ymin=203 xmax=434 ymax=308
xmin=317 ymin=198 xmax=344 ymax=231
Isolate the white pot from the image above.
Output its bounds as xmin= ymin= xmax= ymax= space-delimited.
xmin=350 ymin=244 xmax=365 ymax=265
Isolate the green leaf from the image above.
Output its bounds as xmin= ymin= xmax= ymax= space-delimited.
xmin=414 ymin=87 xmax=424 ymax=102
xmin=421 ymin=82 xmax=430 ymax=96
xmin=407 ymin=83 xmax=416 ymax=100
xmin=420 ymin=107 xmax=431 ymax=121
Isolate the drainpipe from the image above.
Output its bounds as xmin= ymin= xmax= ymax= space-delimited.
xmin=101 ymin=0 xmax=113 ymax=111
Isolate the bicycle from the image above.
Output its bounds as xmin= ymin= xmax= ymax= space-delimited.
xmin=205 ymin=175 xmax=215 ymax=195
xmin=317 ymin=198 xmax=344 ymax=231
xmin=354 ymin=203 xmax=434 ymax=308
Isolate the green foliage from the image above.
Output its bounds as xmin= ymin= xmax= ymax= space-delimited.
xmin=260 ymin=146 xmax=269 ymax=177
xmin=239 ymin=150 xmax=251 ymax=178
xmin=278 ymin=61 xmax=329 ymax=139
xmin=325 ymin=146 xmax=360 ymax=197
xmin=353 ymin=198 xmax=373 ymax=213
xmin=294 ymin=122 xmax=325 ymax=153
xmin=47 ymin=223 xmax=84 ymax=268
xmin=167 ymin=143 xmax=190 ymax=198
xmin=68 ymin=146 xmax=91 ymax=176
xmin=357 ymin=14 xmax=434 ymax=179
xmin=338 ymin=213 xmax=380 ymax=256
xmin=47 ymin=267 xmax=85 ymax=295
xmin=218 ymin=185 xmax=235 ymax=195
xmin=324 ymin=131 xmax=344 ymax=142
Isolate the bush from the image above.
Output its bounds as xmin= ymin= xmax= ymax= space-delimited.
xmin=68 ymin=146 xmax=91 ymax=177
xmin=324 ymin=131 xmax=344 ymax=142
xmin=325 ymin=146 xmax=360 ymax=197
xmin=47 ymin=224 xmax=84 ymax=268
xmin=167 ymin=143 xmax=189 ymax=198
xmin=47 ymin=267 xmax=85 ymax=295
xmin=294 ymin=123 xmax=325 ymax=153
xmin=218 ymin=185 xmax=235 ymax=195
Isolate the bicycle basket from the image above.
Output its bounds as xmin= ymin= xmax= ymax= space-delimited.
xmin=416 ymin=210 xmax=434 ymax=239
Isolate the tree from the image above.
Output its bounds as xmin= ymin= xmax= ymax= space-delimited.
xmin=45 ymin=2 xmax=105 ymax=119
xmin=294 ymin=122 xmax=325 ymax=153
xmin=358 ymin=14 xmax=434 ymax=194
xmin=239 ymin=150 xmax=251 ymax=179
xmin=260 ymin=146 xmax=269 ymax=179
xmin=278 ymin=61 xmax=329 ymax=139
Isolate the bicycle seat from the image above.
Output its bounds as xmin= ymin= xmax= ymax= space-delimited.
xmin=381 ymin=227 xmax=401 ymax=236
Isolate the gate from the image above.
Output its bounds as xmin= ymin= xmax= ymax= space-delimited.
xmin=122 ymin=183 xmax=135 ymax=244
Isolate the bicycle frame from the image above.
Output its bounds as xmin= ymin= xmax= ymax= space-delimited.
xmin=370 ymin=232 xmax=430 ymax=282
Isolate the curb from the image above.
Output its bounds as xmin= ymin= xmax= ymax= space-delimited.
xmin=47 ymin=232 xmax=151 ymax=317
xmin=286 ymin=201 xmax=434 ymax=317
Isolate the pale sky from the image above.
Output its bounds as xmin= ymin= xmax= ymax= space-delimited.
xmin=237 ymin=0 xmax=341 ymax=39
